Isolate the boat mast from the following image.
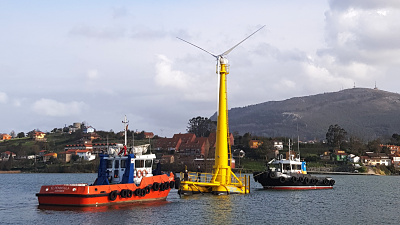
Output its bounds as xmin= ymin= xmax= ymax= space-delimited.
xmin=122 ymin=115 xmax=129 ymax=147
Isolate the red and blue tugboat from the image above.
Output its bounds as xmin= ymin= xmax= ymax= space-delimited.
xmin=36 ymin=116 xmax=179 ymax=206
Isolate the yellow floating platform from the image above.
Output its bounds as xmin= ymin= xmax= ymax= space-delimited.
xmin=178 ymin=171 xmax=250 ymax=195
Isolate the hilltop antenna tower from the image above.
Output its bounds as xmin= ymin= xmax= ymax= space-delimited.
xmin=177 ymin=25 xmax=265 ymax=195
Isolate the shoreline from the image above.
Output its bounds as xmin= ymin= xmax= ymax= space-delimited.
xmin=0 ymin=170 xmax=21 ymax=174
xmin=308 ymin=171 xmax=379 ymax=175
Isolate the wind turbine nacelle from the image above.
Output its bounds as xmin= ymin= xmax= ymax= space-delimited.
xmin=220 ymin=57 xmax=229 ymax=65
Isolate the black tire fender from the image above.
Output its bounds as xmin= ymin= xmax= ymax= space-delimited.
xmin=120 ymin=189 xmax=127 ymax=198
xmin=135 ymin=188 xmax=141 ymax=196
xmin=153 ymin=182 xmax=160 ymax=191
xmin=145 ymin=186 xmax=151 ymax=194
xmin=169 ymin=181 xmax=175 ymax=189
xmin=127 ymin=189 xmax=133 ymax=198
xmin=109 ymin=190 xmax=118 ymax=201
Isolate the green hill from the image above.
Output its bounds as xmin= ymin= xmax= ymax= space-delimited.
xmin=212 ymin=88 xmax=400 ymax=141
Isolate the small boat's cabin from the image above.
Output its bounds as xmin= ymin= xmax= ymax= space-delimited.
xmin=268 ymin=154 xmax=307 ymax=175
xmin=95 ymin=144 xmax=156 ymax=186
xmin=105 ymin=153 xmax=155 ymax=185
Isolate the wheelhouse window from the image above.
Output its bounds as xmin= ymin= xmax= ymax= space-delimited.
xmin=136 ymin=160 xmax=144 ymax=168
xmin=284 ymin=164 xmax=291 ymax=171
xmin=145 ymin=159 xmax=152 ymax=168
xmin=107 ymin=160 xmax=113 ymax=169
xmin=115 ymin=160 xmax=119 ymax=169
xmin=121 ymin=159 xmax=126 ymax=169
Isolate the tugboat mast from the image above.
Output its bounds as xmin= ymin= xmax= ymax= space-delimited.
xmin=122 ymin=115 xmax=129 ymax=147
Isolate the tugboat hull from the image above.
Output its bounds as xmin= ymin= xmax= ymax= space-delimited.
xmin=36 ymin=173 xmax=176 ymax=206
xmin=254 ymin=171 xmax=335 ymax=190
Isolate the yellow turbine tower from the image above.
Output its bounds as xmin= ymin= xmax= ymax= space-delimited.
xmin=177 ymin=26 xmax=265 ymax=195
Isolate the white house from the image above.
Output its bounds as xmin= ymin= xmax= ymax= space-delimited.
xmin=348 ymin=154 xmax=360 ymax=163
xmin=83 ymin=126 xmax=95 ymax=134
xmin=362 ymin=152 xmax=391 ymax=166
xmin=76 ymin=150 xmax=96 ymax=161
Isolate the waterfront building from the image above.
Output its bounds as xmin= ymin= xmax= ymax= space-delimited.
xmin=361 ymin=152 xmax=391 ymax=166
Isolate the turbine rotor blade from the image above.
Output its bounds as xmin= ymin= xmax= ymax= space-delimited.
xmin=220 ymin=25 xmax=265 ymax=56
xmin=176 ymin=37 xmax=218 ymax=58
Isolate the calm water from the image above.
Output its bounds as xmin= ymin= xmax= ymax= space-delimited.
xmin=1 ymin=173 xmax=399 ymax=225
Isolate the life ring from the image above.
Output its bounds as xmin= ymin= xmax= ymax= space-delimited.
xmin=152 ymin=182 xmax=160 ymax=191
xmin=142 ymin=170 xmax=148 ymax=177
xmin=145 ymin=186 xmax=151 ymax=194
xmin=109 ymin=190 xmax=118 ymax=201
xmin=136 ymin=170 xmax=141 ymax=178
xmin=297 ymin=171 xmax=301 ymax=174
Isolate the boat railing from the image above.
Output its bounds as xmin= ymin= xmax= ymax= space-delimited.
xmin=179 ymin=171 xmax=247 ymax=186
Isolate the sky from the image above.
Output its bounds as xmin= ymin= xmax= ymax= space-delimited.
xmin=1 ymin=0 xmax=400 ymax=137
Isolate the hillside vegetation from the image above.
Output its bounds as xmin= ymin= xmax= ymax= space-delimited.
xmin=212 ymin=88 xmax=400 ymax=141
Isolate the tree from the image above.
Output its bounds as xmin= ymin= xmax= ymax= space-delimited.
xmin=9 ymin=130 xmax=16 ymax=138
xmin=187 ymin=116 xmax=215 ymax=137
xmin=348 ymin=136 xmax=365 ymax=155
xmin=326 ymin=124 xmax=347 ymax=148
xmin=17 ymin=132 xmax=25 ymax=138
xmin=367 ymin=139 xmax=382 ymax=153
xmin=253 ymin=140 xmax=274 ymax=160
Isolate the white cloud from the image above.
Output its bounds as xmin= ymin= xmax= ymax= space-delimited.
xmin=0 ymin=92 xmax=8 ymax=103
xmin=32 ymin=99 xmax=88 ymax=117
xmin=154 ymin=54 xmax=189 ymax=89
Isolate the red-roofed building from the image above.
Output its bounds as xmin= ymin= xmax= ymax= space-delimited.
xmin=332 ymin=149 xmax=348 ymax=162
xmin=154 ymin=137 xmax=182 ymax=152
xmin=39 ymin=150 xmax=48 ymax=156
xmin=1 ymin=151 xmax=16 ymax=160
xmin=144 ymin=132 xmax=154 ymax=139
xmin=66 ymin=149 xmax=79 ymax=155
xmin=381 ymin=144 xmax=400 ymax=154
xmin=173 ymin=133 xmax=196 ymax=145
xmin=178 ymin=137 xmax=210 ymax=157
xmin=1 ymin=134 xmax=12 ymax=140
xmin=361 ymin=152 xmax=391 ymax=166
xmin=34 ymin=131 xmax=46 ymax=141
xmin=249 ymin=140 xmax=263 ymax=149
xmin=43 ymin=153 xmax=57 ymax=162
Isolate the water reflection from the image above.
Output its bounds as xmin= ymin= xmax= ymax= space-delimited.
xmin=37 ymin=201 xmax=171 ymax=213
